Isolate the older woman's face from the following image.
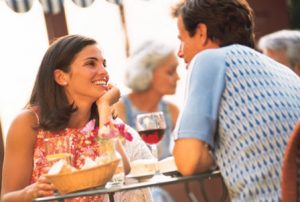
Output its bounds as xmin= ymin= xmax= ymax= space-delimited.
xmin=151 ymin=53 xmax=179 ymax=95
xmin=63 ymin=44 xmax=109 ymax=104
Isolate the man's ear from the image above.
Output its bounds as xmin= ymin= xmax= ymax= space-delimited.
xmin=54 ymin=69 xmax=68 ymax=86
xmin=196 ymin=23 xmax=208 ymax=46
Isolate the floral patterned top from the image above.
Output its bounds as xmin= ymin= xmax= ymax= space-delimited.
xmin=32 ymin=119 xmax=107 ymax=202
xmin=31 ymin=116 xmax=153 ymax=202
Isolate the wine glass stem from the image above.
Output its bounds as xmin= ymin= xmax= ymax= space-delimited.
xmin=151 ymin=144 xmax=160 ymax=175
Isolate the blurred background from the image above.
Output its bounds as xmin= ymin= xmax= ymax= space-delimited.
xmin=0 ymin=0 xmax=299 ymax=139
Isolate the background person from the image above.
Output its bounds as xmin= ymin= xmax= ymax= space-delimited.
xmin=1 ymin=35 xmax=152 ymax=202
xmin=114 ymin=40 xmax=180 ymax=202
xmin=258 ymin=29 xmax=300 ymax=76
xmin=172 ymin=0 xmax=300 ymax=201
xmin=114 ymin=40 xmax=180 ymax=161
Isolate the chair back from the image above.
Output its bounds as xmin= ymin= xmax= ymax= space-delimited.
xmin=0 ymin=120 xmax=3 ymax=193
xmin=282 ymin=120 xmax=300 ymax=202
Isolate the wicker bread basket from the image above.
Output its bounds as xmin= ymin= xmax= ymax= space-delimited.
xmin=45 ymin=159 xmax=120 ymax=194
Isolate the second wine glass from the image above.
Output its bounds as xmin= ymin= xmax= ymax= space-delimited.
xmin=136 ymin=111 xmax=169 ymax=181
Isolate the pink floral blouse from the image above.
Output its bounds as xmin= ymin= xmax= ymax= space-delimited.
xmin=32 ymin=119 xmax=105 ymax=202
xmin=31 ymin=118 xmax=152 ymax=202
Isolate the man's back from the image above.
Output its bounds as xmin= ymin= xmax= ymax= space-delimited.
xmin=172 ymin=0 xmax=300 ymax=201
xmin=215 ymin=44 xmax=300 ymax=201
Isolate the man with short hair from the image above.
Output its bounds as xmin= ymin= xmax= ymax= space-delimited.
xmin=172 ymin=0 xmax=300 ymax=201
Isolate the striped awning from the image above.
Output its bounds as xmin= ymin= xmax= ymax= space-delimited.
xmin=4 ymin=0 xmax=123 ymax=14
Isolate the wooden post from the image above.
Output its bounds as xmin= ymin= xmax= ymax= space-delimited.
xmin=119 ymin=3 xmax=130 ymax=57
xmin=43 ymin=8 xmax=69 ymax=43
xmin=247 ymin=0 xmax=289 ymax=40
xmin=288 ymin=0 xmax=300 ymax=28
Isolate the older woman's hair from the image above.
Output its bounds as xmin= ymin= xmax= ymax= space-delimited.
xmin=258 ymin=30 xmax=300 ymax=69
xmin=125 ymin=40 xmax=175 ymax=92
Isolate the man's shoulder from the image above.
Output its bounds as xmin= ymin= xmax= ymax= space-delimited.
xmin=192 ymin=45 xmax=253 ymax=67
xmin=189 ymin=46 xmax=233 ymax=76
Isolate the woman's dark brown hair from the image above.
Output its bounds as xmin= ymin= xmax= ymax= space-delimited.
xmin=28 ymin=35 xmax=98 ymax=131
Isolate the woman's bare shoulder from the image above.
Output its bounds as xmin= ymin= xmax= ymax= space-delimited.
xmin=6 ymin=109 xmax=39 ymax=143
xmin=12 ymin=109 xmax=38 ymax=127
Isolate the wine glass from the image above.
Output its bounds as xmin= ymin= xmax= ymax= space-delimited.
xmin=136 ymin=111 xmax=169 ymax=181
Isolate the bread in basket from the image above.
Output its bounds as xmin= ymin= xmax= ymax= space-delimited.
xmin=44 ymin=158 xmax=120 ymax=194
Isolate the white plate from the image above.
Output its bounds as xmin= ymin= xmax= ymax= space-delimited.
xmin=126 ymin=167 xmax=178 ymax=180
xmin=128 ymin=156 xmax=178 ymax=179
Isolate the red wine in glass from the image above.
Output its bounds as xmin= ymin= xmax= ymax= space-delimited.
xmin=136 ymin=112 xmax=169 ymax=181
xmin=138 ymin=128 xmax=165 ymax=145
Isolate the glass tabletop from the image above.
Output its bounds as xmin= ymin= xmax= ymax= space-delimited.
xmin=33 ymin=170 xmax=221 ymax=202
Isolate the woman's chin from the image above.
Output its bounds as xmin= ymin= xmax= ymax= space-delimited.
xmin=91 ymin=91 xmax=105 ymax=100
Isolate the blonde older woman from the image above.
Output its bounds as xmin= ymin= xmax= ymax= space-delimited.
xmin=114 ymin=40 xmax=180 ymax=161
xmin=114 ymin=40 xmax=180 ymax=202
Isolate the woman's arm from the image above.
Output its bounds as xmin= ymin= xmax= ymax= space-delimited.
xmin=96 ymin=84 xmax=131 ymax=174
xmin=115 ymin=139 xmax=130 ymax=174
xmin=1 ymin=110 xmax=54 ymax=202
xmin=96 ymin=84 xmax=120 ymax=128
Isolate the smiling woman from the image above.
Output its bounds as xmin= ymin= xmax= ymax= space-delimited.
xmin=0 ymin=0 xmax=183 ymax=139
xmin=1 ymin=34 xmax=155 ymax=202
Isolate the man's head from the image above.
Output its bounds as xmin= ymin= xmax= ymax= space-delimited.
xmin=173 ymin=0 xmax=255 ymax=64
xmin=258 ymin=30 xmax=300 ymax=76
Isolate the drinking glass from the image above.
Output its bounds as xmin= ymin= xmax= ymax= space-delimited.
xmin=44 ymin=136 xmax=72 ymax=166
xmin=136 ymin=111 xmax=169 ymax=181
xmin=101 ymin=138 xmax=124 ymax=188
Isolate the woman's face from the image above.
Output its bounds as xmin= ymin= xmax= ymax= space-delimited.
xmin=151 ymin=53 xmax=179 ymax=95
xmin=63 ymin=44 xmax=109 ymax=104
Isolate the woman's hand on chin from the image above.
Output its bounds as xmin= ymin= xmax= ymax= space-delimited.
xmin=97 ymin=83 xmax=120 ymax=107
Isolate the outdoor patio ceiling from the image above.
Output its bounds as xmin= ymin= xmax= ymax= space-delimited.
xmin=3 ymin=0 xmax=122 ymax=14
xmin=2 ymin=0 xmax=132 ymax=55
